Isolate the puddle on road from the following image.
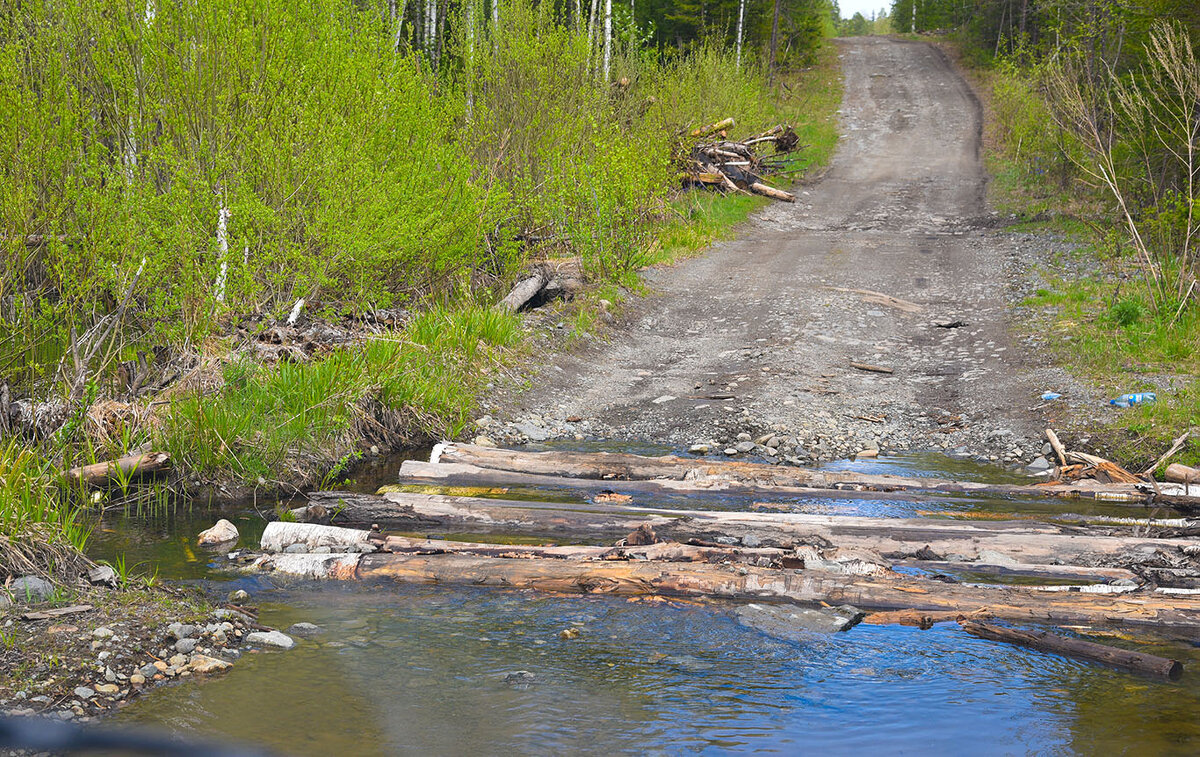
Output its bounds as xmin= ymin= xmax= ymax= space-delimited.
xmin=94 ymin=447 xmax=1200 ymax=755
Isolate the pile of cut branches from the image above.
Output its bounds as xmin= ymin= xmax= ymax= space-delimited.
xmin=679 ymin=118 xmax=804 ymax=203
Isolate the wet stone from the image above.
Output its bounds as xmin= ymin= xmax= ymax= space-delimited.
xmin=287 ymin=622 xmax=323 ymax=638
xmin=245 ymin=630 xmax=296 ymax=650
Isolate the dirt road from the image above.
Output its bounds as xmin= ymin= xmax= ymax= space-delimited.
xmin=487 ymin=37 xmax=1074 ymax=467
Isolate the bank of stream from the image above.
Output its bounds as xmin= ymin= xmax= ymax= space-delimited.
xmin=78 ymin=446 xmax=1200 ymax=755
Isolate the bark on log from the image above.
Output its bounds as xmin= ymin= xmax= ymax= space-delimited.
xmin=498 ymin=271 xmax=549 ymax=312
xmin=748 ymin=182 xmax=795 ymax=202
xmin=247 ymin=549 xmax=1200 ymax=633
xmin=690 ymin=117 xmax=735 ymax=138
xmin=960 ymin=621 xmax=1183 ymax=679
xmin=304 ymin=490 xmax=1199 ymax=567
xmin=400 ymin=456 xmax=1200 ymax=510
xmin=1166 ymin=464 xmax=1200 ymax=484
xmin=262 ymin=521 xmax=792 ymax=567
xmin=65 ymin=452 xmax=170 ymax=487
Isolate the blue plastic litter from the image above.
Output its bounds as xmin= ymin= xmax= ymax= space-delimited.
xmin=1040 ymin=392 xmax=1063 ymax=401
xmin=1109 ymin=392 xmax=1156 ymax=408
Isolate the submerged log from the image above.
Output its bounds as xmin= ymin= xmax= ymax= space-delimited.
xmin=960 ymin=621 xmax=1183 ymax=680
xmin=247 ymin=549 xmax=1200 ymax=633
xmin=65 ymin=452 xmax=170 ymax=487
xmin=303 ymin=490 xmax=1199 ymax=568
xmin=427 ymin=444 xmax=1200 ymax=509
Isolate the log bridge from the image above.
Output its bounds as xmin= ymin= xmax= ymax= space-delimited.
xmin=244 ymin=443 xmax=1200 ymax=676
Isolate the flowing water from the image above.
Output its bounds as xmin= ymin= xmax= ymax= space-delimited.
xmin=88 ymin=450 xmax=1200 ymax=756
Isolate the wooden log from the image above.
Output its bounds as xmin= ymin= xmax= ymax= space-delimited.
xmin=862 ymin=608 xmax=992 ymax=628
xmin=1046 ymin=428 xmax=1068 ymax=467
xmin=498 ymin=271 xmax=549 ymax=312
xmin=690 ymin=117 xmax=735 ymax=138
xmin=400 ymin=457 xmax=1200 ymax=510
xmin=249 ymin=549 xmax=1200 ymax=633
xmin=64 ymin=452 xmax=170 ymax=487
xmin=262 ymin=521 xmax=792 ymax=567
xmin=748 ymin=182 xmax=795 ymax=202
xmin=960 ymin=621 xmax=1183 ymax=680
xmin=304 ymin=490 xmax=1200 ymax=567
xmin=1166 ymin=464 xmax=1200 ymax=484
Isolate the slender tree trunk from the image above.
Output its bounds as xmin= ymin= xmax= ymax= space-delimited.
xmin=214 ymin=200 xmax=230 ymax=304
xmin=492 ymin=0 xmax=499 ymax=55
xmin=735 ymin=0 xmax=745 ymax=71
xmin=602 ymin=0 xmax=612 ymax=81
xmin=587 ymin=0 xmax=599 ymax=72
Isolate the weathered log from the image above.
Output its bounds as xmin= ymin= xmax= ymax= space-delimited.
xmin=823 ymin=286 xmax=923 ymax=314
xmin=748 ymin=182 xmax=795 ymax=202
xmin=960 ymin=621 xmax=1183 ymax=679
xmin=64 ymin=452 xmax=170 ymax=487
xmin=1046 ymin=428 xmax=1068 ymax=467
xmin=261 ymin=521 xmax=791 ymax=567
xmin=304 ymin=490 xmax=1200 ymax=568
xmin=498 ymin=271 xmax=549 ymax=313
xmin=862 ymin=608 xmax=992 ymax=628
xmin=400 ymin=456 xmax=1200 ymax=510
xmin=246 ymin=550 xmax=1200 ymax=633
xmin=1166 ymin=464 xmax=1200 ymax=484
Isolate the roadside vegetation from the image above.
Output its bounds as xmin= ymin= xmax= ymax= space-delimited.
xmin=0 ymin=0 xmax=842 ymax=563
xmin=895 ymin=1 xmax=1200 ymax=468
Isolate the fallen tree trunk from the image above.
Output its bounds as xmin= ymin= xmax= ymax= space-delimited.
xmin=960 ymin=621 xmax=1183 ymax=679
xmin=245 ymin=550 xmax=1200 ymax=633
xmin=260 ymin=521 xmax=792 ymax=567
xmin=429 ymin=443 xmax=1200 ymax=509
xmin=303 ymin=490 xmax=1199 ymax=568
xmin=748 ymin=182 xmax=795 ymax=202
xmin=400 ymin=458 xmax=1200 ymax=511
xmin=64 ymin=452 xmax=170 ymax=487
xmin=498 ymin=270 xmax=549 ymax=313
xmin=1166 ymin=464 xmax=1200 ymax=484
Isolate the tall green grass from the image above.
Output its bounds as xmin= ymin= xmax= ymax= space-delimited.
xmin=0 ymin=441 xmax=92 ymax=553
xmin=156 ymin=306 xmax=523 ymax=485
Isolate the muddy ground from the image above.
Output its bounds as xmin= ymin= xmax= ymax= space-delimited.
xmin=483 ymin=37 xmax=1101 ymax=468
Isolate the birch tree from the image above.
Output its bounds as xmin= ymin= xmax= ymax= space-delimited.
xmin=602 ymin=0 xmax=612 ymax=81
xmin=735 ymin=0 xmax=745 ymax=71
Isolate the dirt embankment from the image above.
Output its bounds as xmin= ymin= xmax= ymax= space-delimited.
xmin=482 ymin=37 xmax=1089 ymax=468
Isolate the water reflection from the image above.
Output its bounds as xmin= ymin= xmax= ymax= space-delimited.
xmin=117 ymin=584 xmax=1200 ymax=756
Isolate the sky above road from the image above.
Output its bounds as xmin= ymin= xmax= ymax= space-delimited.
xmin=838 ymin=0 xmax=891 ymax=19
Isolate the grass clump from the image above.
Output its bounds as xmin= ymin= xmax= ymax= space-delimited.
xmin=157 ymin=306 xmax=523 ymax=487
xmin=0 ymin=441 xmax=93 ymax=578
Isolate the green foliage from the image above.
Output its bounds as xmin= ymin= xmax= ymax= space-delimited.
xmin=156 ymin=305 xmax=523 ymax=485
xmin=0 ymin=440 xmax=92 ymax=553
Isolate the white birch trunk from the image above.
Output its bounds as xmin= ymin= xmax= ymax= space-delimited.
xmin=122 ymin=116 xmax=138 ymax=185
xmin=587 ymin=0 xmax=598 ymax=72
xmin=393 ymin=0 xmax=407 ymax=51
xmin=214 ymin=201 xmax=230 ymax=304
xmin=736 ymin=0 xmax=745 ymax=71
xmin=602 ymin=0 xmax=612 ymax=82
xmin=144 ymin=0 xmax=156 ymax=23
xmin=574 ymin=0 xmax=581 ymax=31
xmin=492 ymin=0 xmax=499 ymax=56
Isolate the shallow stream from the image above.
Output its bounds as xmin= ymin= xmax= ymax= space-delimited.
xmin=88 ymin=449 xmax=1200 ymax=755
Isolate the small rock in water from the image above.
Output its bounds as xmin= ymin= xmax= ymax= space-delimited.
xmin=188 ymin=655 xmax=233 ymax=675
xmin=688 ymin=443 xmax=710 ymax=455
xmin=245 ymin=630 xmax=296 ymax=650
xmin=504 ymin=670 xmax=536 ymax=688
xmin=198 ymin=519 xmax=239 ymax=546
xmin=736 ymin=603 xmax=866 ymax=639
xmin=559 ymin=628 xmax=581 ymax=640
xmin=226 ymin=589 xmax=250 ymax=603
xmin=1026 ymin=456 xmax=1051 ymax=473
xmin=287 ymin=622 xmax=323 ymax=638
